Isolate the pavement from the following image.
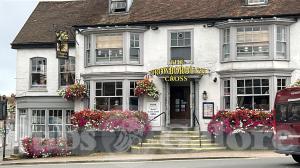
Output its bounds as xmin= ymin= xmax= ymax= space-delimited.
xmin=0 ymin=150 xmax=285 ymax=166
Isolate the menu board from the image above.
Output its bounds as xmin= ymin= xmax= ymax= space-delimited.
xmin=203 ymin=102 xmax=214 ymax=119
xmin=147 ymin=102 xmax=161 ymax=127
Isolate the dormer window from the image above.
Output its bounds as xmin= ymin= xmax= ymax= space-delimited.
xmin=246 ymin=0 xmax=268 ymax=5
xmin=110 ymin=0 xmax=127 ymax=13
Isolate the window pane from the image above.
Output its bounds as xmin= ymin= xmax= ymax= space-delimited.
xmin=96 ymin=97 xmax=109 ymax=111
xmin=238 ymin=96 xmax=253 ymax=109
xmin=103 ymin=82 xmax=116 ymax=96
xmin=130 ymin=48 xmax=140 ymax=61
xmin=254 ymin=96 xmax=269 ymax=110
xmin=129 ymin=97 xmax=139 ymax=111
xmin=224 ymin=96 xmax=230 ymax=109
xmin=237 ymin=80 xmax=244 ymax=87
xmin=110 ymin=97 xmax=123 ymax=111
xmin=288 ymin=103 xmax=300 ymax=121
xmin=32 ymin=74 xmax=47 ymax=86
xmin=96 ymin=35 xmax=123 ymax=48
xmin=275 ymin=104 xmax=288 ymax=122
xmin=171 ymin=47 xmax=191 ymax=60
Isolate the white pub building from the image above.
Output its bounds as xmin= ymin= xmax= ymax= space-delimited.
xmin=11 ymin=0 xmax=300 ymax=150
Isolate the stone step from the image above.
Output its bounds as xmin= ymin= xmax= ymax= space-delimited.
xmin=131 ymin=146 xmax=226 ymax=154
xmin=152 ymin=135 xmax=206 ymax=140
xmin=161 ymin=131 xmax=199 ymax=134
xmin=146 ymin=139 xmax=212 ymax=144
xmin=140 ymin=143 xmax=220 ymax=148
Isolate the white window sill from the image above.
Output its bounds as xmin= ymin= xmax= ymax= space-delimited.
xmin=28 ymin=87 xmax=48 ymax=92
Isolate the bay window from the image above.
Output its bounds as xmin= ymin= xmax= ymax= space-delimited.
xmin=219 ymin=19 xmax=292 ymax=61
xmin=59 ymin=57 xmax=75 ymax=87
xmin=31 ymin=57 xmax=47 ymax=88
xmin=170 ymin=31 xmax=192 ymax=61
xmin=31 ymin=109 xmax=74 ymax=139
xmin=85 ymin=32 xmax=143 ymax=65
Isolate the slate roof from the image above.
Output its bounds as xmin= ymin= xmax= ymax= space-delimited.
xmin=11 ymin=0 xmax=300 ymax=48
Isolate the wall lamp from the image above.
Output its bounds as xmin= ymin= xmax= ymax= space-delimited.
xmin=150 ymin=25 xmax=159 ymax=30
xmin=202 ymin=91 xmax=208 ymax=100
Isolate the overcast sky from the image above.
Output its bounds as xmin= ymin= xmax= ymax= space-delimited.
xmin=0 ymin=0 xmax=39 ymax=96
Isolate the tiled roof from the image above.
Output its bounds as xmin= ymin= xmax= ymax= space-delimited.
xmin=11 ymin=0 xmax=300 ymax=48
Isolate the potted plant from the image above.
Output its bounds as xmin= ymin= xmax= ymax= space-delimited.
xmin=70 ymin=110 xmax=151 ymax=155
xmin=58 ymin=83 xmax=88 ymax=101
xmin=134 ymin=79 xmax=159 ymax=100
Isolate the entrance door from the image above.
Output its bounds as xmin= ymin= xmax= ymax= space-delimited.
xmin=170 ymin=86 xmax=190 ymax=126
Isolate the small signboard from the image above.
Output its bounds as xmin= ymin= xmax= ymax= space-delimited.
xmin=56 ymin=31 xmax=69 ymax=59
xmin=203 ymin=102 xmax=214 ymax=119
xmin=147 ymin=102 xmax=161 ymax=127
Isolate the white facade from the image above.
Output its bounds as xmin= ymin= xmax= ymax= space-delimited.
xmin=14 ymin=16 xmax=300 ymax=147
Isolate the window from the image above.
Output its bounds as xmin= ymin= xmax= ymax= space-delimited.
xmin=84 ymin=81 xmax=90 ymax=109
xmin=276 ymin=26 xmax=287 ymax=59
xmin=223 ymin=29 xmax=230 ymax=59
xmin=130 ymin=33 xmax=140 ymax=63
xmin=85 ymin=35 xmax=91 ymax=65
xmin=110 ymin=0 xmax=127 ymax=13
xmin=95 ymin=82 xmax=123 ymax=111
xmin=223 ymin=80 xmax=231 ymax=109
xmin=247 ymin=0 xmax=267 ymax=5
xmin=277 ymin=78 xmax=287 ymax=91
xmin=275 ymin=104 xmax=288 ymax=122
xmin=59 ymin=57 xmax=75 ymax=87
xmin=31 ymin=57 xmax=47 ymax=87
xmin=288 ymin=102 xmax=300 ymax=122
xmin=31 ymin=110 xmax=46 ymax=138
xmin=66 ymin=110 xmax=74 ymax=138
xmin=129 ymin=81 xmax=139 ymax=111
xmin=237 ymin=79 xmax=270 ymax=110
xmin=49 ymin=110 xmax=63 ymax=138
xmin=170 ymin=31 xmax=191 ymax=61
xmin=236 ymin=26 xmax=269 ymax=57
xmin=96 ymin=34 xmax=123 ymax=63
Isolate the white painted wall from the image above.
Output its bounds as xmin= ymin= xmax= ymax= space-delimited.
xmin=16 ymin=48 xmax=75 ymax=97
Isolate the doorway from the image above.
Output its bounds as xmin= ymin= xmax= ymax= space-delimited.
xmin=170 ymin=85 xmax=191 ymax=126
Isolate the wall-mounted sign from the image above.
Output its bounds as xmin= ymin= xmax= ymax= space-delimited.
xmin=149 ymin=60 xmax=209 ymax=82
xmin=147 ymin=102 xmax=161 ymax=127
xmin=203 ymin=102 xmax=214 ymax=119
xmin=56 ymin=31 xmax=69 ymax=59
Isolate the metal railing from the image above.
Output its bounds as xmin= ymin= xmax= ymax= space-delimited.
xmin=193 ymin=113 xmax=202 ymax=147
xmin=140 ymin=112 xmax=166 ymax=147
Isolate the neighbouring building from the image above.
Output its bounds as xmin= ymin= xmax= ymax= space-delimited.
xmin=11 ymin=0 xmax=300 ymax=150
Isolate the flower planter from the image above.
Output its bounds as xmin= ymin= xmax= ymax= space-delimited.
xmin=71 ymin=131 xmax=143 ymax=155
xmin=214 ymin=131 xmax=274 ymax=150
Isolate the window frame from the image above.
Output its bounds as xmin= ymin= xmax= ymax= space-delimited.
xmin=236 ymin=78 xmax=270 ymax=110
xmin=58 ymin=56 xmax=75 ymax=88
xmin=222 ymin=79 xmax=231 ymax=110
xmin=30 ymin=57 xmax=47 ymax=89
xmin=246 ymin=0 xmax=268 ymax=5
xmin=95 ymin=81 xmax=124 ymax=111
xmin=85 ymin=32 xmax=143 ymax=66
xmin=168 ymin=29 xmax=193 ymax=63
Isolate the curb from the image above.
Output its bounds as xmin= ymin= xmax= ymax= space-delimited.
xmin=0 ymin=156 xmax=251 ymax=166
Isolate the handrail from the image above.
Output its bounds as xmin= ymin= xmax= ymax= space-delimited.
xmin=193 ymin=113 xmax=202 ymax=147
xmin=149 ymin=112 xmax=166 ymax=122
xmin=140 ymin=112 xmax=166 ymax=147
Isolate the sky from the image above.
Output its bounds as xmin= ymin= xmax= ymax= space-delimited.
xmin=0 ymin=0 xmax=41 ymax=96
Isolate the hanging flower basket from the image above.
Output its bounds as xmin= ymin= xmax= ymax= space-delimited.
xmin=134 ymin=79 xmax=159 ymax=100
xmin=58 ymin=83 xmax=88 ymax=101
xmin=289 ymin=79 xmax=300 ymax=87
